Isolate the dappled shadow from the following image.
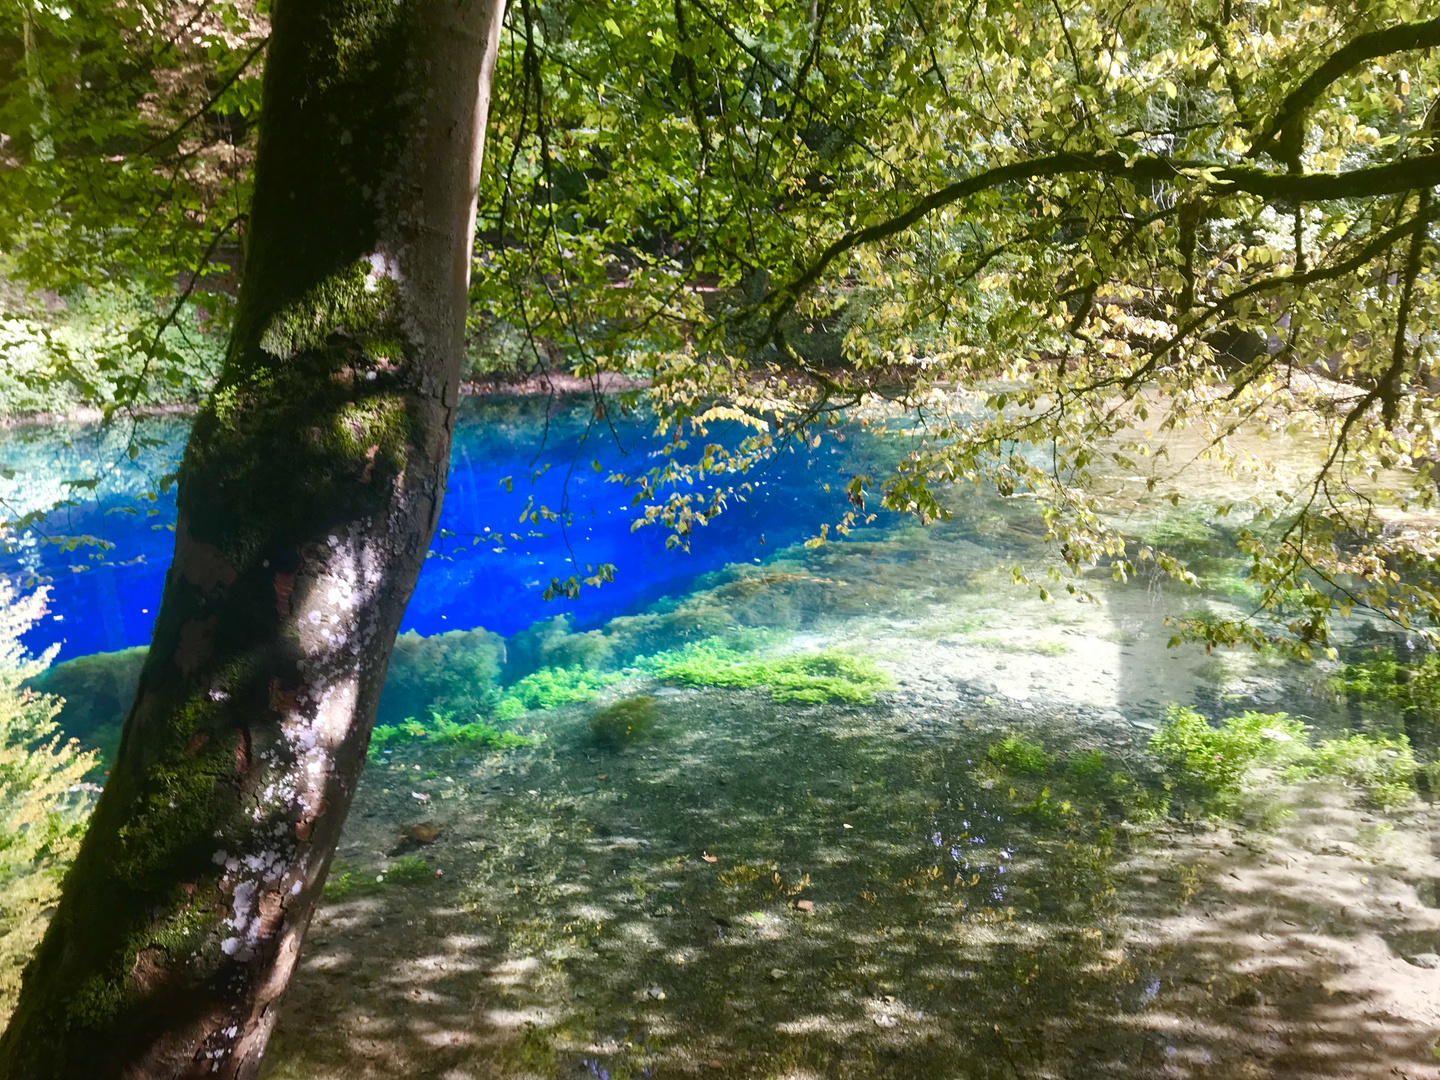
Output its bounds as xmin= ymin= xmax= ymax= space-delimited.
xmin=263 ymin=499 xmax=1440 ymax=1080
xmin=263 ymin=678 xmax=1440 ymax=1079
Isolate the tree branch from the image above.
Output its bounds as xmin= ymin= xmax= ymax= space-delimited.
xmin=764 ymin=150 xmax=1440 ymax=329
xmin=1249 ymin=16 xmax=1440 ymax=161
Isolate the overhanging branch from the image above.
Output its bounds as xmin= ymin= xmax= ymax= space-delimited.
xmin=764 ymin=150 xmax=1440 ymax=328
xmin=1249 ymin=16 xmax=1440 ymax=161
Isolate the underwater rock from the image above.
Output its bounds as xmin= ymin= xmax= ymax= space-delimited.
xmin=407 ymin=822 xmax=441 ymax=843
xmin=1407 ymin=953 xmax=1440 ymax=969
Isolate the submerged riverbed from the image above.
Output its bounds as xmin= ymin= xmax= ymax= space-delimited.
xmin=5 ymin=400 xmax=1439 ymax=1079
xmin=266 ymin=516 xmax=1438 ymax=1080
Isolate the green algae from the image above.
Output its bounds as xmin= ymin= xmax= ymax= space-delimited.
xmin=367 ymin=710 xmax=537 ymax=762
xmin=1150 ymin=706 xmax=1309 ymax=814
xmin=647 ymin=639 xmax=890 ymax=704
xmin=499 ymin=666 xmax=623 ymax=715
xmin=588 ymin=695 xmax=658 ymax=750
xmin=1297 ymin=733 xmax=1419 ymax=811
xmin=987 ymin=734 xmax=1052 ymax=774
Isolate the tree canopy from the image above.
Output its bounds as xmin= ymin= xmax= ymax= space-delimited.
xmin=5 ymin=0 xmax=1440 ymax=654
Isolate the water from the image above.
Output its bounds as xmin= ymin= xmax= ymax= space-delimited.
xmin=0 ymin=397 xmax=894 ymax=659
xmin=4 ymin=399 xmax=1439 ymax=1078
xmin=262 ymin=523 xmax=1440 ymax=1080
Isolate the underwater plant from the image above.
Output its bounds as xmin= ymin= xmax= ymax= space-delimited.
xmin=367 ymin=709 xmax=537 ymax=761
xmin=379 ymin=628 xmax=507 ymax=726
xmin=987 ymin=735 xmax=1052 ymax=774
xmin=649 ymin=639 xmax=890 ymax=704
xmin=588 ymin=695 xmax=659 ymax=750
xmin=383 ymin=855 xmax=437 ymax=885
xmin=1150 ymin=707 xmax=1309 ymax=813
xmin=1298 ymin=734 xmax=1419 ymax=811
xmin=24 ymin=645 xmax=147 ymax=769
xmin=501 ymin=666 xmax=624 ymax=713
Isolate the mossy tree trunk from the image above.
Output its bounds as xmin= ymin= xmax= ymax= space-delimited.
xmin=0 ymin=0 xmax=505 ymax=1075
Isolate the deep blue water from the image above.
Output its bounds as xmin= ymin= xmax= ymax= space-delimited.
xmin=0 ymin=397 xmax=894 ymax=659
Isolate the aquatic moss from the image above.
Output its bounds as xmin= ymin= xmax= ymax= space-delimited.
xmin=1067 ymin=749 xmax=1107 ymax=778
xmin=321 ymin=868 xmax=361 ymax=900
xmin=379 ymin=628 xmax=505 ymax=726
xmin=367 ymin=710 xmax=537 ymax=762
xmin=382 ymin=855 xmax=435 ymax=885
xmin=1141 ymin=509 xmax=1217 ymax=549
xmin=1331 ymin=651 xmax=1404 ymax=703
xmin=1150 ymin=706 xmax=1309 ymax=811
xmin=988 ymin=735 xmax=1052 ymax=774
xmin=24 ymin=646 xmax=147 ymax=745
xmin=502 ymin=666 xmax=623 ymax=712
xmin=1301 ymin=734 xmax=1417 ymax=811
xmin=505 ymin=616 xmax=614 ymax=679
xmin=589 ymin=696 xmax=658 ymax=750
xmin=649 ymin=640 xmax=889 ymax=704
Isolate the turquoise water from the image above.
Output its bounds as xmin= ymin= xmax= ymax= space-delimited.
xmin=260 ymin=516 xmax=1440 ymax=1080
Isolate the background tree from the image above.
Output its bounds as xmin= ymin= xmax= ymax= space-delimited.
xmin=0 ymin=0 xmax=267 ymax=411
xmin=0 ymin=582 xmax=95 ymax=1019
xmin=0 ymin=0 xmax=506 ymax=1074
xmin=479 ymin=0 xmax=1440 ymax=656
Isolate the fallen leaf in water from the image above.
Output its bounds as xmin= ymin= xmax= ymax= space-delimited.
xmin=409 ymin=822 xmax=441 ymax=843
xmin=597 ymin=774 xmax=608 ymax=780
xmin=794 ymin=899 xmax=814 ymax=912
xmin=707 ymin=1060 xmax=723 ymax=1070
xmin=701 ymin=853 xmax=718 ymax=863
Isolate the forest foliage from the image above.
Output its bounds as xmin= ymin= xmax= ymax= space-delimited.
xmin=2 ymin=0 xmax=1440 ymax=654
xmin=0 ymin=584 xmax=95 ymax=1022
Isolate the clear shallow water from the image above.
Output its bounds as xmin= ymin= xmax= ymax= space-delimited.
xmin=5 ymin=398 xmax=1440 ymax=1078
xmin=263 ymin=525 xmax=1440 ymax=1080
xmin=0 ymin=397 xmax=896 ymax=659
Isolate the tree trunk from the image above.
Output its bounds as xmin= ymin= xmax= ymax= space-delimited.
xmin=0 ymin=0 xmax=505 ymax=1075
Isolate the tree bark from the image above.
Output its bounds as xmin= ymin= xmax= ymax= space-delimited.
xmin=0 ymin=0 xmax=505 ymax=1075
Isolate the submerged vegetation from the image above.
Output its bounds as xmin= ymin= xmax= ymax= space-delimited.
xmin=647 ymin=639 xmax=891 ymax=703
xmin=1152 ymin=705 xmax=1427 ymax=816
xmin=588 ymin=695 xmax=659 ymax=750
xmin=366 ymin=712 xmax=538 ymax=763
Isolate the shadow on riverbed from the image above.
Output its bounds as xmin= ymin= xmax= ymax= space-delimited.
xmin=264 ymin=668 xmax=1440 ymax=1080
